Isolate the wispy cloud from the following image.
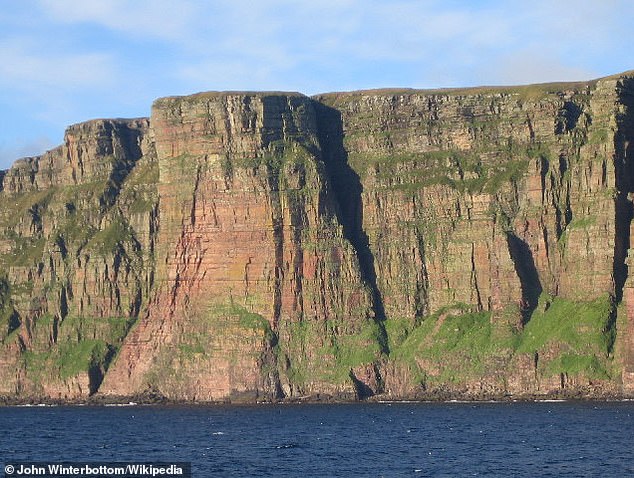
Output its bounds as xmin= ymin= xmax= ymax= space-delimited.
xmin=0 ymin=36 xmax=119 ymax=143
xmin=0 ymin=0 xmax=631 ymax=169
xmin=37 ymin=0 xmax=198 ymax=41
xmin=489 ymin=51 xmax=597 ymax=86
xmin=0 ymin=135 xmax=55 ymax=166
xmin=0 ymin=38 xmax=116 ymax=91
xmin=30 ymin=0 xmax=633 ymax=91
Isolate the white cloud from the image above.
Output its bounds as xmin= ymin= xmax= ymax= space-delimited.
xmin=30 ymin=0 xmax=632 ymax=86
xmin=0 ymin=38 xmax=116 ymax=91
xmin=488 ymin=51 xmax=597 ymax=86
xmin=38 ymin=0 xmax=198 ymax=41
xmin=178 ymin=61 xmax=280 ymax=92
xmin=0 ymin=37 xmax=120 ymax=168
xmin=0 ymin=135 xmax=56 ymax=168
xmin=0 ymin=0 xmax=629 ymax=172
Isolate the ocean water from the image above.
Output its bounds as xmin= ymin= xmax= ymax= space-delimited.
xmin=1 ymin=401 xmax=634 ymax=477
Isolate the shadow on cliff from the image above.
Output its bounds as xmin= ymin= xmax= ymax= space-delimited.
xmin=506 ymin=233 xmax=542 ymax=325
xmin=99 ymin=122 xmax=146 ymax=211
xmin=312 ymin=101 xmax=389 ymax=353
xmin=613 ymin=77 xmax=634 ymax=304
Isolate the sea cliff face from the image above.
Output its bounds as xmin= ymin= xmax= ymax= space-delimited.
xmin=1 ymin=72 xmax=634 ymax=401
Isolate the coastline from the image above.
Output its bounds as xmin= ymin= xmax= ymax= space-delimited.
xmin=2 ymin=389 xmax=633 ymax=407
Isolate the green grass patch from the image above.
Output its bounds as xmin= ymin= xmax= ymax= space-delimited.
xmin=385 ymin=317 xmax=413 ymax=351
xmin=545 ymin=354 xmax=609 ymax=379
xmin=166 ymin=153 xmax=198 ymax=177
xmin=390 ymin=304 xmax=520 ymax=384
xmin=237 ymin=308 xmax=270 ymax=331
xmin=2 ymin=235 xmax=45 ymax=267
xmin=126 ymin=192 xmax=158 ymax=215
xmin=207 ymin=302 xmax=271 ymax=332
xmin=276 ymin=315 xmax=385 ymax=385
xmin=482 ymin=159 xmax=531 ymax=193
xmin=123 ymin=157 xmax=159 ymax=187
xmin=2 ymin=327 xmax=20 ymax=346
xmin=56 ymin=339 xmax=109 ymax=378
xmin=348 ymin=148 xmax=530 ymax=195
xmin=234 ymin=140 xmax=315 ymax=187
xmin=332 ymin=319 xmax=384 ymax=368
xmin=588 ymin=127 xmax=610 ymax=145
xmin=396 ymin=310 xmax=492 ymax=359
xmin=21 ymin=315 xmax=134 ymax=382
xmin=0 ymin=188 xmax=56 ymax=230
xmin=517 ymin=294 xmax=614 ymax=379
xmin=57 ymin=316 xmax=134 ymax=344
xmin=22 ymin=339 xmax=110 ymax=379
xmin=0 ymin=279 xmax=18 ymax=339
xmin=85 ymin=216 xmax=134 ymax=254
xmin=517 ymin=294 xmax=613 ymax=354
xmin=178 ymin=340 xmax=206 ymax=359
xmin=567 ymin=215 xmax=597 ymax=230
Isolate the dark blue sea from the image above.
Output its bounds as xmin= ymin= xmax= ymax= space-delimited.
xmin=1 ymin=401 xmax=634 ymax=477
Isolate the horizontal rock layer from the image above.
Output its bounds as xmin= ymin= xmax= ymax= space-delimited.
xmin=1 ymin=71 xmax=634 ymax=401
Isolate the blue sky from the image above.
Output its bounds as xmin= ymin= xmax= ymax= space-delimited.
xmin=0 ymin=0 xmax=632 ymax=169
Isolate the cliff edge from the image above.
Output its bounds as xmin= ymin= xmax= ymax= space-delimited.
xmin=1 ymin=71 xmax=634 ymax=401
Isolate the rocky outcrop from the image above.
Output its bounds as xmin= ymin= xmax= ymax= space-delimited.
xmin=315 ymin=74 xmax=634 ymax=397
xmin=99 ymin=93 xmax=381 ymax=401
xmin=0 ymin=118 xmax=158 ymax=399
xmin=1 ymin=72 xmax=634 ymax=402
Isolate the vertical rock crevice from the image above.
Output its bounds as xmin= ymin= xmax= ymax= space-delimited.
xmin=266 ymin=157 xmax=284 ymax=329
xmin=614 ymin=77 xmax=634 ymax=390
xmin=613 ymin=78 xmax=634 ymax=303
xmin=506 ymin=233 xmax=542 ymax=324
xmin=98 ymin=121 xmax=147 ymax=211
xmin=312 ymin=101 xmax=389 ymax=353
xmin=413 ymin=229 xmax=430 ymax=320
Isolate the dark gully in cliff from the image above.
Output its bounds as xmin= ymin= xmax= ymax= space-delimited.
xmin=1 ymin=71 xmax=634 ymax=402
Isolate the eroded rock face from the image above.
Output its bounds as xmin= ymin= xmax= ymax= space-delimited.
xmin=315 ymin=75 xmax=634 ymax=396
xmin=1 ymin=72 xmax=634 ymax=401
xmin=99 ymin=93 xmax=380 ymax=401
xmin=0 ymin=118 xmax=157 ymax=399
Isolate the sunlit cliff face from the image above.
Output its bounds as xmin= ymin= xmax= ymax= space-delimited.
xmin=1 ymin=72 xmax=634 ymax=402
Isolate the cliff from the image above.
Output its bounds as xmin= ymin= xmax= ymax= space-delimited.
xmin=1 ymin=71 xmax=634 ymax=402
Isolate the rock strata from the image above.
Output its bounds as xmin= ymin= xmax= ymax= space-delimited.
xmin=1 ymin=72 xmax=634 ymax=401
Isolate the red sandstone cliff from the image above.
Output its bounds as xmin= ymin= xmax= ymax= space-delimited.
xmin=1 ymin=72 xmax=634 ymax=401
xmin=99 ymin=93 xmax=381 ymax=400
